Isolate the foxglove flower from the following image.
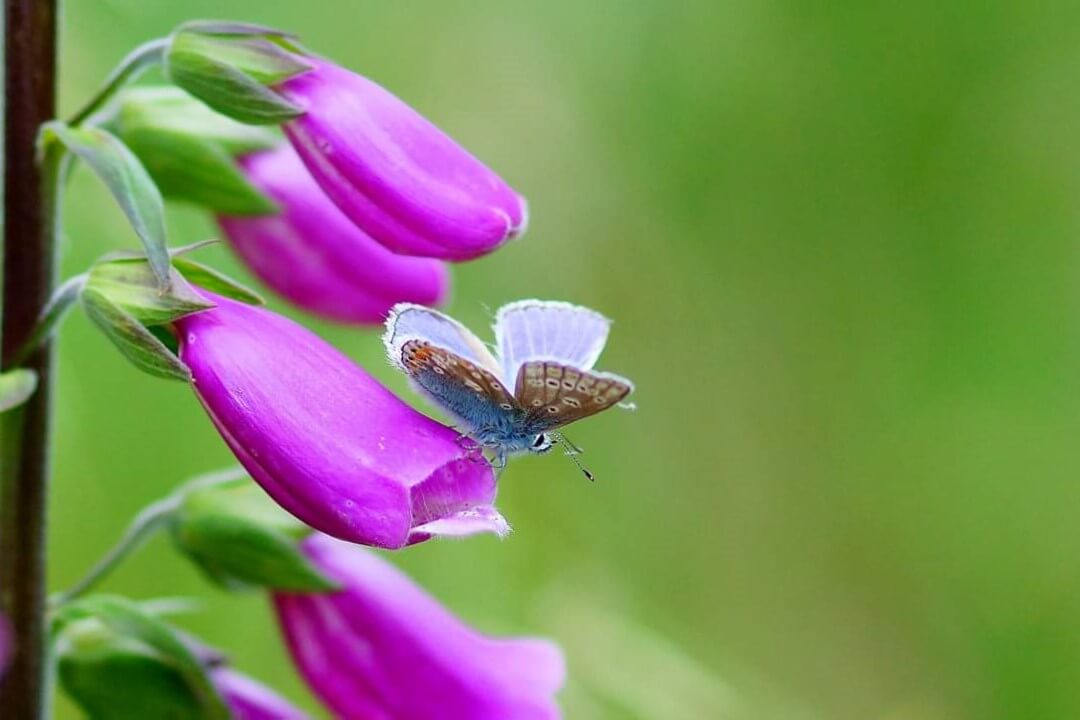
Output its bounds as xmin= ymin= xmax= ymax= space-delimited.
xmin=274 ymin=534 xmax=566 ymax=719
xmin=277 ymin=57 xmax=528 ymax=261
xmin=175 ymin=293 xmax=507 ymax=548
xmin=213 ymin=666 xmax=310 ymax=720
xmin=219 ymin=145 xmax=450 ymax=325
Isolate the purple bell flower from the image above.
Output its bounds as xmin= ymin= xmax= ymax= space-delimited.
xmin=277 ymin=57 xmax=528 ymax=261
xmin=218 ymin=144 xmax=450 ymax=325
xmin=274 ymin=534 xmax=566 ymax=719
xmin=175 ymin=293 xmax=507 ymax=548
xmin=212 ymin=666 xmax=311 ymax=720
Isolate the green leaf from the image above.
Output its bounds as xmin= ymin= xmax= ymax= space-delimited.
xmin=82 ymin=289 xmax=192 ymax=381
xmin=173 ymin=257 xmax=264 ymax=305
xmin=0 ymin=369 xmax=38 ymax=413
xmin=43 ymin=122 xmax=171 ymax=290
xmin=87 ymin=258 xmax=214 ymax=326
xmin=165 ymin=30 xmax=309 ymax=125
xmin=56 ymin=598 xmax=229 ymax=720
xmin=119 ymin=86 xmax=279 ymax=155
xmin=123 ymin=126 xmax=277 ymax=215
xmin=172 ymin=480 xmax=336 ymax=592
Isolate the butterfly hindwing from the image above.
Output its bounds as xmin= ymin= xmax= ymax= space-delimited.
xmin=401 ymin=340 xmax=520 ymax=430
xmin=494 ymin=300 xmax=611 ymax=387
xmin=515 ymin=360 xmax=633 ymax=433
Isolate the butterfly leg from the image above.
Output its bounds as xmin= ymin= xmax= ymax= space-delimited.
xmin=455 ymin=431 xmax=484 ymax=457
xmin=489 ymin=449 xmax=508 ymax=476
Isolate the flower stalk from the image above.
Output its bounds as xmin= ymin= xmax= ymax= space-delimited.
xmin=66 ymin=37 xmax=168 ymax=127
xmin=49 ymin=497 xmax=177 ymax=608
xmin=0 ymin=0 xmax=60 ymax=716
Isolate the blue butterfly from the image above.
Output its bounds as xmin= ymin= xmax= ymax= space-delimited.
xmin=383 ymin=300 xmax=635 ymax=477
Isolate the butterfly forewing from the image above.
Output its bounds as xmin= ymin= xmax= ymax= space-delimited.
xmin=515 ymin=360 xmax=632 ymax=432
xmin=401 ymin=340 xmax=520 ymax=426
xmin=386 ymin=304 xmax=501 ymax=375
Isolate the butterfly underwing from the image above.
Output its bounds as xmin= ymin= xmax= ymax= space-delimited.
xmin=385 ymin=300 xmax=634 ymax=469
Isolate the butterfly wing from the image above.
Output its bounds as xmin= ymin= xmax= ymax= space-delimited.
xmin=385 ymin=304 xmax=501 ymax=375
xmin=515 ymin=360 xmax=633 ymax=433
xmin=493 ymin=300 xmax=611 ymax=387
xmin=401 ymin=340 xmax=520 ymax=430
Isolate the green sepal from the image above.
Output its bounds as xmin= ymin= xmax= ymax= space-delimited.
xmin=164 ymin=25 xmax=311 ymax=125
xmin=0 ymin=369 xmax=38 ymax=413
xmin=173 ymin=257 xmax=264 ymax=305
xmin=82 ymin=288 xmax=192 ymax=381
xmin=119 ymin=87 xmax=280 ymax=154
xmin=41 ymin=122 xmax=171 ymax=290
xmin=53 ymin=597 xmax=230 ymax=720
xmin=116 ymin=87 xmax=280 ymax=215
xmin=176 ymin=20 xmax=299 ymax=40
xmin=171 ymin=479 xmax=337 ymax=592
xmin=171 ymin=30 xmax=310 ymax=85
xmin=86 ymin=257 xmax=214 ymax=326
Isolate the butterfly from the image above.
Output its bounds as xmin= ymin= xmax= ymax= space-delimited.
xmin=383 ymin=300 xmax=635 ymax=478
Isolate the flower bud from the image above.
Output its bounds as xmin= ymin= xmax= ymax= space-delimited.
xmin=274 ymin=534 xmax=566 ymax=719
xmin=175 ymin=292 xmax=508 ymax=548
xmin=219 ymin=145 xmax=449 ymax=325
xmin=277 ymin=57 xmax=528 ymax=261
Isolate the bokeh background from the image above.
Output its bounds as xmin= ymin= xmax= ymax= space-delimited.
xmin=44 ymin=1 xmax=1080 ymax=718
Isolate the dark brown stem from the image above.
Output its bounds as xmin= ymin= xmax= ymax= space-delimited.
xmin=0 ymin=0 xmax=59 ymax=716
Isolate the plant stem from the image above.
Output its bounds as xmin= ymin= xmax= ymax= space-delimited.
xmin=51 ymin=497 xmax=178 ymax=607
xmin=67 ymin=37 xmax=168 ymax=127
xmin=0 ymin=0 xmax=59 ymax=715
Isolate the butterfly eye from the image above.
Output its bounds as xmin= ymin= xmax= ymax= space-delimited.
xmin=531 ymin=434 xmax=553 ymax=453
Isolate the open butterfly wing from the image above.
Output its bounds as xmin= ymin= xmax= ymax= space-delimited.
xmin=493 ymin=300 xmax=611 ymax=386
xmin=384 ymin=304 xmax=501 ymax=374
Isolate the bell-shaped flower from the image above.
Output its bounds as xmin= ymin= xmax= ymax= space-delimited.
xmin=277 ymin=57 xmax=528 ymax=261
xmin=174 ymin=292 xmax=507 ymax=548
xmin=213 ymin=666 xmax=310 ymax=720
xmin=274 ymin=533 xmax=566 ymax=719
xmin=218 ymin=144 xmax=450 ymax=325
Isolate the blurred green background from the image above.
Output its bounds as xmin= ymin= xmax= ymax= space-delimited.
xmin=42 ymin=0 xmax=1080 ymax=718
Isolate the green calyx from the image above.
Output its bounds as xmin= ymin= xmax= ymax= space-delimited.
xmin=115 ymin=87 xmax=280 ymax=216
xmin=53 ymin=597 xmax=230 ymax=720
xmin=163 ymin=21 xmax=313 ymax=125
xmin=79 ymin=245 xmax=263 ymax=382
xmin=171 ymin=478 xmax=338 ymax=593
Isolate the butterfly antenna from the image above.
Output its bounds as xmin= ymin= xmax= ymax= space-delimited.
xmin=554 ymin=432 xmax=594 ymax=482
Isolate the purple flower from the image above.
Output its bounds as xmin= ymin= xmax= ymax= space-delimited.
xmin=212 ymin=666 xmax=311 ymax=720
xmin=277 ymin=57 xmax=528 ymax=261
xmin=218 ymin=145 xmax=450 ymax=325
xmin=175 ymin=293 xmax=507 ymax=548
xmin=274 ymin=534 xmax=566 ymax=719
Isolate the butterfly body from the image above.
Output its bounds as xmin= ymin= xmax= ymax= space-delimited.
xmin=386 ymin=301 xmax=633 ymax=469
